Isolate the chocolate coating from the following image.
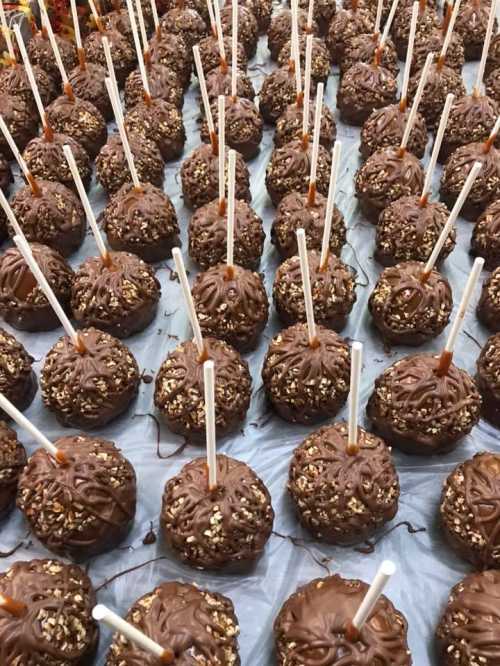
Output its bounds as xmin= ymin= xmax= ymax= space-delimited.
xmin=341 ymin=34 xmax=399 ymax=78
xmin=487 ymin=33 xmax=500 ymax=75
xmin=376 ymin=195 xmax=455 ymax=267
xmin=198 ymin=34 xmax=247 ymax=74
xmin=41 ymin=327 xmax=140 ymax=429
xmin=266 ymin=138 xmax=332 ymax=206
xmin=105 ymin=581 xmax=240 ymax=665
xmin=272 ymin=190 xmax=346 ymax=259
xmin=259 ymin=65 xmax=315 ymax=125
xmin=83 ymin=29 xmax=136 ymax=85
xmin=471 ymin=199 xmax=500 ymax=270
xmin=125 ymin=63 xmax=184 ymax=109
xmin=275 ymin=575 xmax=412 ymax=666
xmin=0 ymin=422 xmax=26 ymax=520
xmin=205 ymin=64 xmax=256 ymax=105
xmin=439 ymin=94 xmax=499 ymax=162
xmin=369 ymin=260 xmax=453 ymax=345
xmin=455 ymin=0 xmax=497 ymax=60
xmin=0 ymin=62 xmax=57 ymax=109
xmin=96 ymin=132 xmax=165 ymax=195
xmin=440 ymin=141 xmax=500 ymax=220
xmin=27 ymin=32 xmax=77 ymax=82
xmin=295 ymin=0 xmax=337 ymax=34
xmin=149 ymin=31 xmax=192 ymax=89
xmin=161 ymin=454 xmax=274 ymax=570
xmin=477 ymin=332 xmax=500 ymax=427
xmin=355 ymin=147 xmax=425 ymax=222
xmin=0 ymin=328 xmax=37 ymax=419
xmin=262 ymin=322 xmax=350 ymax=424
xmin=200 ymin=96 xmax=263 ymax=160
xmin=436 ymin=570 xmax=500 ymax=666
xmin=277 ymin=34 xmax=331 ymax=85
xmin=360 ymin=103 xmax=428 ymax=159
xmin=181 ymin=142 xmax=251 ymax=209
xmin=18 ymin=435 xmax=136 ymax=560
xmin=0 ymin=93 xmax=37 ymax=158
xmin=192 ymin=264 xmax=268 ymax=351
xmin=391 ymin=3 xmax=439 ymax=59
xmin=154 ymin=337 xmax=252 ymax=441
xmin=273 ymin=249 xmax=356 ymax=330
xmin=124 ymin=98 xmax=185 ymax=162
xmin=101 ymin=7 xmax=134 ymax=43
xmin=68 ymin=62 xmax=113 ymax=120
xmin=0 ymin=242 xmax=73 ymax=332
xmin=235 ymin=0 xmax=273 ymax=32
xmin=0 ymin=154 xmax=12 ymax=194
xmin=100 ymin=182 xmax=179 ymax=263
xmin=22 ymin=133 xmax=91 ymax=191
xmin=411 ymin=26 xmax=464 ymax=73
xmin=289 ymin=422 xmax=399 ymax=544
xmin=267 ymin=8 xmax=317 ymax=60
xmin=188 ymin=198 xmax=264 ymax=270
xmin=160 ymin=6 xmax=207 ymax=47
xmin=367 ymin=352 xmax=482 ymax=455
xmin=221 ymin=4 xmax=258 ymax=58
xmin=486 ymin=66 xmax=500 ymax=105
xmin=46 ymin=94 xmax=107 ymax=158
xmin=338 ymin=62 xmax=398 ymax=125
xmin=408 ymin=63 xmax=466 ymax=131
xmin=71 ymin=252 xmax=160 ymax=338
xmin=10 ymin=180 xmax=86 ymax=257
xmin=275 ymin=100 xmax=337 ymax=150
xmin=326 ymin=7 xmax=375 ymax=64
xmin=477 ymin=266 xmax=500 ymax=332
xmin=0 ymin=559 xmax=98 ymax=665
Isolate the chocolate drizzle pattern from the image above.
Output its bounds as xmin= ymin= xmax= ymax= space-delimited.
xmin=274 ymin=575 xmax=412 ymax=665
xmin=455 ymin=0 xmax=497 ymax=60
xmin=477 ymin=267 xmax=500 ymax=332
xmin=267 ymin=8 xmax=315 ymax=60
xmin=198 ymin=34 xmax=247 ymax=75
xmin=125 ymin=63 xmax=184 ymax=110
xmin=83 ymin=29 xmax=135 ymax=86
xmin=486 ymin=66 xmax=500 ymax=105
xmin=205 ymin=65 xmax=255 ymax=105
xmin=277 ymin=35 xmax=331 ymax=84
xmin=221 ymin=4 xmax=258 ymax=57
xmin=149 ymin=32 xmax=192 ymax=89
xmin=392 ymin=4 xmax=439 ymax=59
xmin=161 ymin=6 xmax=207 ymax=48
xmin=440 ymin=94 xmax=499 ymax=161
xmin=46 ymin=95 xmax=107 ymax=158
xmin=275 ymin=100 xmax=336 ymax=150
xmin=326 ymin=7 xmax=375 ymax=63
xmin=200 ymin=96 xmax=263 ymax=160
xmin=337 ymin=62 xmax=398 ymax=125
xmin=27 ymin=32 xmax=77 ymax=81
xmin=68 ymin=62 xmax=112 ymax=120
xmin=124 ymin=98 xmax=185 ymax=162
xmin=0 ymin=93 xmax=37 ymax=157
xmin=259 ymin=66 xmax=308 ymax=124
xmin=161 ymin=454 xmax=274 ymax=569
xmin=0 ymin=63 xmax=57 ymax=109
xmin=18 ymin=435 xmax=136 ymax=559
xmin=408 ymin=63 xmax=466 ymax=130
xmin=341 ymin=34 xmax=399 ymax=77
xmin=472 ymin=199 xmax=500 ymax=270
xmin=477 ymin=333 xmax=500 ymax=427
xmin=411 ymin=27 xmax=464 ymax=73
xmin=0 ymin=328 xmax=37 ymax=419
xmin=23 ymin=133 xmax=92 ymax=192
xmin=0 ymin=558 xmax=98 ymax=665
xmin=360 ymin=104 xmax=428 ymax=159
xmin=0 ymin=421 xmax=26 ymax=520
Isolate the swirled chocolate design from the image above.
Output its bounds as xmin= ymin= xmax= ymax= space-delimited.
xmin=326 ymin=7 xmax=375 ymax=64
xmin=0 ymin=328 xmax=37 ymax=419
xmin=341 ymin=34 xmax=399 ymax=77
xmin=200 ymin=96 xmax=263 ymax=160
xmin=277 ymin=35 xmax=331 ymax=84
xmin=360 ymin=104 xmax=428 ymax=159
xmin=149 ymin=32 xmax=192 ymax=88
xmin=68 ymin=62 xmax=112 ymax=120
xmin=337 ymin=62 xmax=398 ymax=126
xmin=23 ymin=133 xmax=91 ymax=192
xmin=275 ymin=100 xmax=336 ymax=150
xmin=477 ymin=266 xmax=500 ymax=332
xmin=267 ymin=8 xmax=314 ymax=59
xmin=205 ymin=65 xmax=255 ymax=105
xmin=274 ymin=575 xmax=412 ymax=665
xmin=455 ymin=0 xmax=497 ymax=59
xmin=124 ymin=98 xmax=185 ymax=162
xmin=486 ymin=67 xmax=500 ymax=106
xmin=259 ymin=66 xmax=305 ymax=124
xmin=412 ymin=27 xmax=464 ymax=73
xmin=27 ymin=32 xmax=77 ymax=81
xmin=440 ymin=95 xmax=499 ymax=161
xmin=198 ymin=34 xmax=247 ymax=75
xmin=392 ymin=4 xmax=438 ymax=58
xmin=408 ymin=63 xmax=466 ymax=130
xmin=0 ymin=421 xmax=26 ymax=520
xmin=83 ymin=29 xmax=135 ymax=86
xmin=0 ymin=93 xmax=37 ymax=157
xmin=476 ymin=332 xmax=500 ymax=427
xmin=124 ymin=63 xmax=184 ymax=110
xmin=161 ymin=454 xmax=274 ymax=569
xmin=472 ymin=199 xmax=500 ymax=270
xmin=46 ymin=94 xmax=107 ymax=158
xmin=0 ymin=62 xmax=56 ymax=109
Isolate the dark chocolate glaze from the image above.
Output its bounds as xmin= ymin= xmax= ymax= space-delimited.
xmin=275 ymin=575 xmax=412 ymax=665
xmin=486 ymin=66 xmax=500 ymax=105
xmin=0 ymin=558 xmax=98 ymax=665
xmin=83 ymin=29 xmax=136 ymax=86
xmin=477 ymin=333 xmax=500 ymax=427
xmin=238 ymin=0 xmax=272 ymax=32
xmin=68 ymin=62 xmax=113 ymax=121
xmin=275 ymin=100 xmax=337 ymax=150
xmin=221 ymin=4 xmax=258 ymax=58
xmin=0 ymin=329 xmax=37 ymax=420
xmin=149 ymin=31 xmax=192 ymax=89
xmin=360 ymin=104 xmax=428 ymax=159
xmin=455 ymin=0 xmax=497 ymax=60
xmin=338 ymin=62 xmax=398 ymax=126
xmin=392 ymin=3 xmax=439 ymax=59
xmin=326 ymin=6 xmax=375 ymax=64
xmin=41 ymin=327 xmax=140 ymax=429
xmin=27 ymin=32 xmax=77 ymax=82
xmin=46 ymin=94 xmax=107 ymax=158
xmin=101 ymin=7 xmax=133 ymax=43
xmin=341 ymin=34 xmax=399 ymax=78
xmin=267 ymin=8 xmax=316 ymax=60
xmin=124 ymin=98 xmax=185 ymax=162
xmin=160 ymin=6 xmax=207 ymax=47
xmin=105 ymin=581 xmax=240 ymax=665
xmin=367 ymin=352 xmax=482 ymax=455
xmin=0 ymin=93 xmax=37 ymax=158
xmin=0 ymin=242 xmax=73 ymax=332
xmin=125 ymin=63 xmax=184 ymax=110
xmin=277 ymin=35 xmax=331 ymax=84
xmin=154 ymin=337 xmax=252 ymax=441
xmin=161 ymin=454 xmax=274 ymax=569
xmin=200 ymin=96 xmax=263 ymax=160
xmin=408 ymin=63 xmax=466 ymax=131
xmin=259 ymin=66 xmax=304 ymax=125
xmin=439 ymin=94 xmax=499 ymax=162
xmin=0 ymin=154 xmax=12 ymax=194
xmin=472 ymin=199 xmax=500 ymax=270
xmin=477 ymin=266 xmax=500 ymax=332
xmin=289 ymin=422 xmax=400 ymax=544
xmin=205 ymin=65 xmax=255 ymax=105
xmin=198 ymin=34 xmax=247 ymax=75
xmin=295 ymin=0 xmax=337 ymax=34
xmin=0 ymin=62 xmax=57 ymax=109
xmin=0 ymin=421 xmax=26 ymax=520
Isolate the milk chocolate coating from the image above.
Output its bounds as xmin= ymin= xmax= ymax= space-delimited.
xmin=100 ymin=182 xmax=179 ymax=263
xmin=436 ymin=570 xmax=500 ymax=666
xmin=0 ymin=62 xmax=57 ymax=110
xmin=161 ymin=454 xmax=274 ymax=570
xmin=338 ymin=62 xmax=398 ymax=126
xmin=188 ymin=198 xmax=264 ymax=269
xmin=83 ymin=29 xmax=136 ymax=85
xmin=41 ymin=327 xmax=140 ymax=429
xmin=439 ymin=94 xmax=499 ymax=162
xmin=272 ymin=190 xmax=346 ymax=259
xmin=10 ymin=180 xmax=86 ymax=257
xmin=221 ymin=4 xmax=258 ymax=57
xmin=0 ymin=422 xmax=26 ymax=520
xmin=360 ymin=104 xmax=428 ymax=159
xmin=295 ymin=0 xmax=337 ymax=34
xmin=0 ymin=93 xmax=37 ymax=159
xmin=477 ymin=333 xmax=500 ymax=427
xmin=471 ymin=199 xmax=500 ymax=270
xmin=273 ymin=249 xmax=356 ymax=330
xmin=486 ymin=66 xmax=500 ymax=105
xmin=408 ymin=63 xmax=466 ymax=131
xmin=355 ymin=147 xmax=425 ymax=222
xmin=441 ymin=141 xmax=500 ymax=220
xmin=205 ymin=65 xmax=256 ymax=105
xmin=260 ymin=66 xmax=314 ymax=125
xmin=0 ymin=328 xmax=37 ymax=419
xmin=198 ymin=34 xmax=247 ymax=75
xmin=367 ymin=353 xmax=482 ymax=455
xmin=455 ymin=0 xmax=497 ymax=60
xmin=391 ymin=4 xmax=439 ymax=59
xmin=487 ymin=33 xmax=500 ymax=75
xmin=200 ymin=96 xmax=263 ymax=160
xmin=149 ymin=31 xmax=192 ymax=89
xmin=181 ymin=143 xmax=251 ymax=210
xmin=277 ymin=34 xmax=331 ymax=84
xmin=0 ymin=154 xmax=12 ymax=194
xmin=369 ymin=260 xmax=453 ymax=345
xmin=376 ymin=195 xmax=455 ymax=266
xmin=71 ymin=252 xmax=160 ymax=338
xmin=477 ymin=266 xmax=500 ymax=332
xmin=18 ymin=435 xmax=136 ymax=559
xmin=192 ymin=264 xmax=268 ymax=351
xmin=275 ymin=575 xmax=412 ymax=666
xmin=23 ymin=133 xmax=92 ymax=192
xmin=0 ymin=243 xmax=73 ymax=332
xmin=262 ymin=322 xmax=350 ymax=424
xmin=160 ymin=6 xmax=207 ymax=47
xmin=341 ymin=34 xmax=399 ymax=78
xmin=238 ymin=0 xmax=273 ymax=33
xmin=27 ymin=32 xmax=77 ymax=82
xmin=289 ymin=422 xmax=399 ymax=544
xmin=0 ymin=559 xmax=98 ymax=665
xmin=68 ymin=62 xmax=113 ymax=120
xmin=267 ymin=8 xmax=317 ymax=60
xmin=124 ymin=98 xmax=185 ymax=162
xmin=411 ymin=27 xmax=464 ymax=73
xmin=155 ymin=337 xmax=251 ymax=441
xmin=275 ymin=100 xmax=337 ymax=150
xmin=105 ymin=581 xmax=240 ymax=665
xmin=266 ymin=139 xmax=332 ymax=206
xmin=125 ymin=63 xmax=184 ymax=110
xmin=326 ymin=6 xmax=375 ymax=64
xmin=101 ymin=7 xmax=134 ymax=43
xmin=46 ymin=94 xmax=107 ymax=158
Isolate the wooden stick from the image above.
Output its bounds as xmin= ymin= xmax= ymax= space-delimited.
xmin=484 ymin=115 xmax=500 ymax=152
xmin=0 ymin=0 xmax=15 ymax=62
xmin=88 ymin=0 xmax=104 ymax=31
xmin=374 ymin=0 xmax=399 ymax=64
xmin=226 ymin=149 xmax=235 ymax=277
xmin=296 ymin=228 xmax=318 ymax=347
xmin=374 ymin=0 xmax=384 ymax=37
xmin=306 ymin=0 xmax=315 ymax=32
xmin=206 ymin=0 xmax=217 ymax=37
xmin=437 ymin=0 xmax=461 ymax=70
xmin=301 ymin=35 xmax=313 ymax=145
xmin=0 ymin=189 xmax=25 ymax=239
xmin=126 ymin=0 xmax=151 ymax=103
xmin=194 ymin=45 xmax=217 ymax=153
xmin=0 ymin=115 xmax=40 ymax=196
xmin=102 ymin=36 xmax=122 ymax=122
xmin=0 ymin=594 xmax=27 ymax=618
xmin=213 ymin=0 xmax=227 ymax=71
xmin=133 ymin=0 xmax=149 ymax=53
xmin=37 ymin=0 xmax=74 ymax=100
xmin=69 ymin=0 xmax=86 ymax=69
xmin=398 ymin=52 xmax=433 ymax=155
xmin=218 ymin=94 xmax=226 ymax=215
xmin=92 ymin=606 xmax=174 ymax=664
xmin=399 ymin=2 xmax=419 ymax=111
xmin=474 ymin=0 xmax=497 ymax=96
xmin=292 ymin=19 xmax=302 ymax=102
xmin=150 ymin=0 xmax=160 ymax=32
xmin=348 ymin=561 xmax=396 ymax=637
xmin=420 ymin=93 xmax=454 ymax=205
xmin=231 ymin=0 xmax=238 ymax=99
xmin=320 ymin=140 xmax=341 ymax=269
xmin=307 ymin=82 xmax=323 ymax=206
xmin=347 ymin=341 xmax=363 ymax=456
xmin=203 ymin=360 xmax=217 ymax=491
xmin=171 ymin=247 xmax=206 ymax=359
